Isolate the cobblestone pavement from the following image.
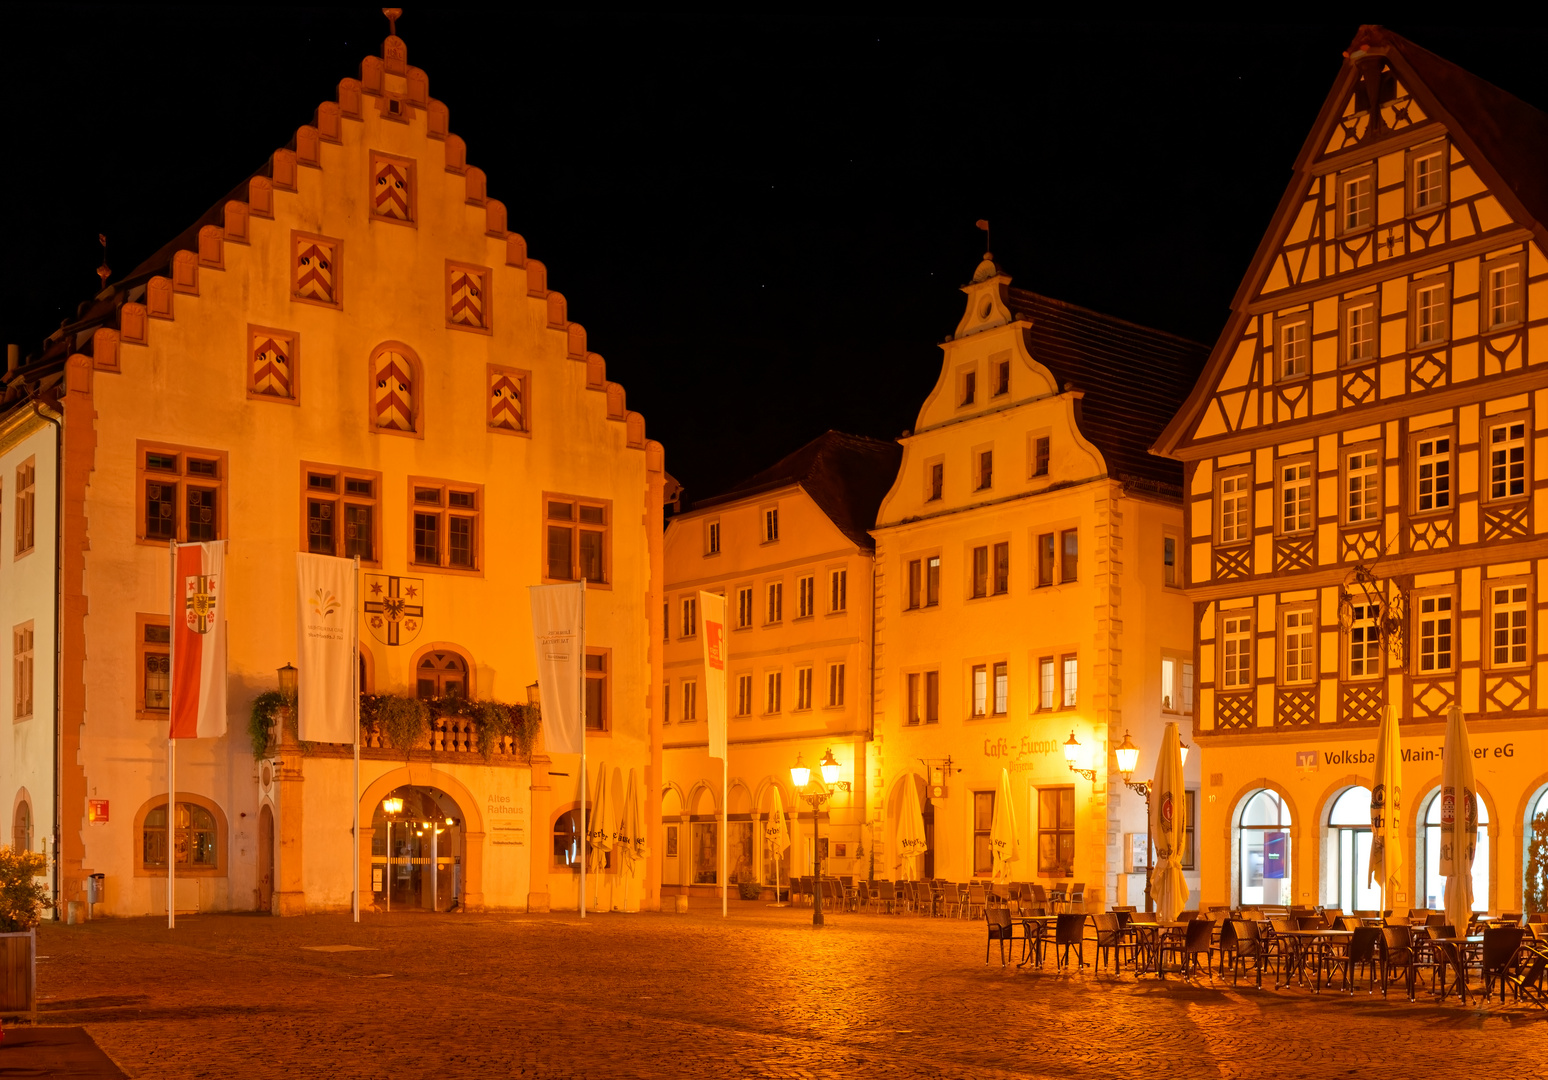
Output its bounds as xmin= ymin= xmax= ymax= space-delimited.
xmin=26 ymin=904 xmax=1548 ymax=1079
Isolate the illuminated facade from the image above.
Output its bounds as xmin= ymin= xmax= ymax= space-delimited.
xmin=0 ymin=27 xmax=665 ymax=916
xmin=869 ymin=257 xmax=1208 ymax=907
xmin=1154 ymin=27 xmax=1548 ymax=914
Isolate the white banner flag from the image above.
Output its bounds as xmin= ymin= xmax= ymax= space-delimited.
xmin=701 ymin=591 xmax=727 ymax=761
xmin=530 ymin=582 xmax=586 ymax=755
xmin=171 ymin=541 xmax=228 ymax=739
xmin=296 ymin=553 xmax=358 ymax=743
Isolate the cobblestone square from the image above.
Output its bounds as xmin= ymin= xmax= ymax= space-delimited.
xmin=26 ymin=906 xmax=1548 ymax=1079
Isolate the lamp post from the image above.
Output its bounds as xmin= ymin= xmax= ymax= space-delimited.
xmin=381 ymin=795 xmax=403 ymax=912
xmin=791 ymin=748 xmax=847 ymax=927
xmin=1114 ymin=731 xmax=1189 ymax=913
xmin=1063 ymin=731 xmax=1098 ymax=783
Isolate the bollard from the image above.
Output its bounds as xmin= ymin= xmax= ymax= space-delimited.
xmin=66 ymin=900 xmax=85 ymax=925
xmin=673 ymin=895 xmax=689 ymax=914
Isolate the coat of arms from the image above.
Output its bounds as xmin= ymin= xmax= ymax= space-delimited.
xmin=363 ymin=575 xmax=424 ymax=646
xmin=185 ymin=574 xmax=220 ymax=634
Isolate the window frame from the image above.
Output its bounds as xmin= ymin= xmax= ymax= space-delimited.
xmin=1277 ymin=313 xmax=1310 ymax=382
xmin=1215 ymin=468 xmax=1252 ymax=546
xmin=765 ymin=580 xmax=783 ymax=625
xmin=1407 ymin=273 xmax=1452 ymax=351
xmin=926 ymin=458 xmax=945 ymax=502
xmin=299 ymin=461 xmax=382 ymax=567
xmin=1279 ymin=605 xmax=1317 ymax=686
xmin=958 ymin=364 xmax=977 ymax=409
xmin=1336 ymin=162 xmax=1376 ymax=237
xmin=680 ymin=596 xmax=698 ymax=639
xmin=972 ymin=789 xmax=996 ymax=877
xmin=138 ymin=795 xmax=225 ymax=876
xmin=290 ymin=229 xmax=343 ymax=310
xmin=976 ymin=449 xmax=993 ymax=492
xmin=369 ymin=149 xmax=418 ymax=226
xmin=445 ymin=259 xmax=493 ymax=335
xmin=1483 ymin=414 xmax=1529 ymax=505
xmin=408 ymin=476 xmax=484 ymax=576
xmin=1029 ymin=432 xmax=1051 ymax=479
xmin=1343 ymin=598 xmax=1383 ymax=682
xmin=735 ymin=586 xmax=754 ymax=630
xmin=1060 ymin=654 xmax=1078 ymax=709
xmin=1410 ymin=427 xmax=1455 ymax=518
xmin=135 ymin=613 xmax=171 ymax=720
xmin=584 ymin=647 xmax=610 ymax=732
xmin=906 ymin=669 xmax=941 ymax=725
xmin=1483 ymin=251 xmax=1525 ymax=332
xmin=1405 ymin=139 xmax=1448 ymax=218
xmin=796 ymin=574 xmax=816 ymax=620
xmin=1161 ymin=652 xmax=1195 ymax=715
xmin=761 ymin=504 xmax=780 ymax=544
xmin=12 ymin=621 xmax=34 ymax=723
xmin=971 ymin=545 xmax=989 ymax=599
xmin=828 ymin=567 xmax=847 ymax=614
xmin=992 ymin=660 xmax=1009 ymax=716
xmin=992 ymin=358 xmax=1011 ymax=398
xmin=1486 ymin=579 xmax=1532 ymax=672
xmin=135 ymin=441 xmax=230 ymax=547
xmin=705 ymin=518 xmax=721 ymax=556
xmin=1275 ymin=455 xmax=1315 ymax=536
xmin=735 ymin=673 xmax=753 ymax=718
xmin=680 ymin=678 xmax=697 ymax=723
xmin=1162 ymin=531 xmax=1181 ymax=588
xmin=1413 ymin=589 xmax=1457 ymax=677
xmin=826 ymin=662 xmax=845 ymax=708
xmin=970 ymin=664 xmax=988 ymax=717
xmin=1038 ymin=656 xmax=1056 ymax=711
xmin=247 ymin=323 xmax=301 ymax=405
xmin=795 ymin=665 xmax=814 ymax=711
xmin=542 ymin=492 xmax=612 ymax=588
xmin=1338 ymin=292 xmax=1381 ymax=367
xmin=1036 ymin=786 xmax=1076 ymax=877
xmin=14 ymin=457 xmax=36 ymax=557
xmin=486 ymin=363 xmax=532 ymax=436
xmin=1220 ymin=611 xmax=1253 ymax=692
xmin=366 ymin=340 xmax=424 ymax=439
xmin=1060 ymin=529 xmax=1079 ymax=584
xmin=764 ymin=669 xmax=782 ymax=715
xmin=1340 ymin=443 xmax=1383 ymax=528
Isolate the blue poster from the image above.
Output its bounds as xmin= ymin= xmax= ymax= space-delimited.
xmin=1264 ymin=831 xmax=1288 ymax=879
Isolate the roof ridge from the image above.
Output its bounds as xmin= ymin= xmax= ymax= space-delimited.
xmin=1005 ymin=286 xmax=1208 ymax=350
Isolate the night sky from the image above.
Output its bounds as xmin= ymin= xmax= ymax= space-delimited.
xmin=5 ymin=11 xmax=1546 ymax=501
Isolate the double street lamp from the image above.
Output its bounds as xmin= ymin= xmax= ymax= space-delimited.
xmin=1113 ymin=731 xmax=1189 ymax=913
xmin=791 ymin=749 xmax=847 ymax=927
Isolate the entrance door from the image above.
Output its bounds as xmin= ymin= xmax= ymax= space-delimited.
xmin=372 ymin=785 xmax=465 ymax=911
xmin=257 ymin=805 xmax=274 ymax=913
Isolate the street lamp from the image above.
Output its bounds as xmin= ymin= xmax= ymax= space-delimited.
xmin=278 ymin=662 xmax=298 ymax=698
xmin=381 ymin=795 xmax=404 ymax=913
xmin=791 ymin=749 xmax=849 ymax=927
xmin=1063 ymin=731 xmax=1097 ymax=783
xmin=1114 ymin=731 xmax=1190 ymax=913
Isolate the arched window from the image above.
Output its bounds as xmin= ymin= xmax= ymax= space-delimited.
xmin=143 ymin=802 xmax=218 ymax=869
xmin=416 ymin=651 xmax=467 ymax=700
xmin=1324 ymin=786 xmax=1380 ymax=912
xmin=1527 ymin=788 xmax=1548 ymax=913
xmin=12 ymin=799 xmax=31 ymax=852
xmin=1235 ymin=788 xmax=1292 ymax=906
xmin=1420 ymin=788 xmax=1489 ymax=912
xmin=552 ymin=808 xmax=608 ymax=870
xmin=370 ymin=344 xmax=419 ymax=433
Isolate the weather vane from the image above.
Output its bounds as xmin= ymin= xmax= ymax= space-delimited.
xmin=96 ymin=233 xmax=110 ymax=292
xmin=976 ymin=218 xmax=991 ymax=257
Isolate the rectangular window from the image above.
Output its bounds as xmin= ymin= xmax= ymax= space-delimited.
xmin=1341 ymin=170 xmax=1373 ymax=233
xmin=1487 ymin=260 xmax=1523 ymax=329
xmin=796 ymin=666 xmax=814 ymax=710
xmin=1163 ymin=535 xmax=1178 ymax=587
xmin=681 ymin=679 xmax=697 ymax=722
xmin=14 ymin=459 xmax=35 ymax=556
xmin=972 ymin=546 xmax=988 ymax=598
xmin=1039 ymin=657 xmax=1055 ymax=710
xmin=1033 ymin=436 xmax=1050 ymax=478
xmin=1219 ymin=472 xmax=1250 ymax=544
xmin=1416 ymin=594 xmax=1453 ymax=674
xmin=1347 ymin=602 xmax=1381 ymax=679
xmin=929 ymin=462 xmax=944 ymax=501
xmin=1414 ymin=435 xmax=1452 ymax=514
xmin=304 ymin=465 xmax=380 ymax=562
xmin=766 ymin=582 xmax=783 ymax=624
xmin=1279 ymin=461 xmax=1312 ymax=534
xmin=736 ymin=587 xmax=753 ymax=629
xmin=992 ymin=661 xmax=1008 ymax=715
xmin=1345 ymin=299 xmax=1377 ymax=364
xmin=926 ymin=556 xmax=940 ymax=606
xmin=977 ymin=450 xmax=993 ymax=491
xmin=1490 ymin=584 xmax=1529 ymax=668
xmin=544 ymin=495 xmax=609 ymax=583
xmin=765 ymin=670 xmax=782 ymax=714
xmin=994 ymin=359 xmax=1010 ymax=396
xmin=736 ymin=674 xmax=753 ymax=717
xmin=1413 ymin=280 xmax=1449 ymax=346
xmin=1222 ymin=614 xmax=1252 ymax=690
xmin=1411 ymin=146 xmax=1446 ymax=213
xmin=1061 ymin=655 xmax=1078 ymax=708
xmin=707 ymin=520 xmax=720 ymax=555
xmin=827 ymin=662 xmax=845 ymax=707
xmin=763 ymin=507 xmax=779 ymax=543
xmin=585 ymin=651 xmax=607 ymax=731
xmin=971 ymin=664 xmax=987 ymax=717
xmin=973 ymin=791 xmax=995 ymax=876
xmin=12 ymin=623 xmax=34 ymax=722
xmin=1180 ymin=790 xmax=1198 ymax=871
xmin=663 ymin=603 xmax=668 ymax=642
xmin=1488 ymin=421 xmax=1527 ymax=501
xmin=410 ymin=480 xmax=481 ymax=571
xmin=961 ymin=370 xmax=977 ymax=407
xmin=992 ymin=542 xmax=1009 ymax=595
xmin=1037 ymin=787 xmax=1076 ymax=876
xmin=1060 ymin=530 xmax=1078 ymax=583
xmin=925 ymin=670 xmax=939 ymax=723
xmin=1161 ymin=655 xmax=1194 ymax=715
xmin=681 ymin=596 xmax=697 ymax=638
xmin=1283 ymin=608 xmax=1315 ymax=684
xmin=140 ymin=619 xmax=171 ymax=714
xmin=1345 ymin=450 xmax=1380 ymax=524
xmin=906 ymin=673 xmax=920 ymax=725
xmin=797 ymin=575 xmax=815 ymax=619
xmin=138 ymin=444 xmax=228 ymax=544
xmin=829 ymin=568 xmax=847 ymax=612
xmin=1037 ymin=533 xmax=1055 ymax=587
xmin=663 ymin=684 xmax=670 ymax=725
xmin=907 ymin=559 xmax=922 ymax=610
xmin=1279 ymin=319 xmax=1309 ymax=380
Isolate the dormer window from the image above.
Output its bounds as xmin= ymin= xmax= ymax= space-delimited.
xmin=1338 ymin=166 xmax=1375 ymax=235
xmin=1408 ymin=141 xmax=1448 ymax=216
xmin=961 ymin=370 xmax=976 ymax=407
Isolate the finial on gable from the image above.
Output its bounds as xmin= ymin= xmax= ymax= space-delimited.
xmin=971 ymin=219 xmax=1002 ymax=283
xmin=96 ymin=233 xmax=110 ymax=293
xmin=382 ymin=8 xmax=407 ymax=73
xmin=384 ymin=7 xmax=401 ymax=36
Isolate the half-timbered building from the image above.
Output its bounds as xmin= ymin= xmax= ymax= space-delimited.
xmin=1154 ymin=26 xmax=1548 ymax=915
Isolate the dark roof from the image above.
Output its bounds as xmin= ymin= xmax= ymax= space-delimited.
xmin=690 ymin=430 xmax=903 ymax=548
xmin=1002 ymin=289 xmax=1209 ymax=494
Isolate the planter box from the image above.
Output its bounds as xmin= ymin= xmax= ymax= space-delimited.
xmin=0 ymin=929 xmax=37 ymax=1022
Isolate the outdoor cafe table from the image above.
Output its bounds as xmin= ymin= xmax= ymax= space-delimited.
xmin=1126 ymin=921 xmax=1187 ymax=979
xmin=1273 ymin=928 xmax=1354 ymax=992
xmin=1424 ymin=933 xmax=1486 ymax=1003
xmin=1017 ymin=914 xmax=1060 ymax=968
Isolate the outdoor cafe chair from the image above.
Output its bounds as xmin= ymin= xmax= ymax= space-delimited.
xmin=966 ymin=882 xmax=988 ymax=920
xmin=879 ymin=880 xmax=900 ymax=914
xmin=1503 ymin=942 xmax=1548 ymax=1007
xmin=1336 ymin=916 xmax=1363 ymax=932
xmin=1092 ymin=912 xmax=1132 ymax=974
xmin=1219 ymin=919 xmax=1266 ymax=988
xmin=795 ymin=876 xmax=811 ymax=907
xmin=1029 ymin=883 xmax=1050 ymax=912
xmin=1178 ymin=919 xmax=1216 ymax=982
xmin=1176 ymin=910 xmax=1200 ymax=923
xmin=941 ymin=884 xmax=962 ymax=918
xmin=1048 ymin=883 xmax=1068 ymax=912
xmin=985 ymin=904 xmax=1024 ymax=967
xmin=1503 ymin=912 xmax=1524 ymax=927
xmin=1054 ymin=912 xmax=1088 ymax=972
xmin=1069 ymin=882 xmax=1086 ymax=912
xmin=1343 ymin=926 xmax=1380 ymax=993
xmin=1378 ymin=926 xmax=1418 ymax=1001
xmin=1529 ymin=912 xmax=1548 ymax=924
xmin=1481 ymin=927 xmax=1526 ymax=1003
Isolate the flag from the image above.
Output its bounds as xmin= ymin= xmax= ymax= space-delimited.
xmin=701 ymin=591 xmax=727 ymax=761
xmin=296 ymin=553 xmax=358 ymax=743
xmin=530 ymin=582 xmax=585 ymax=755
xmin=1367 ymin=704 xmax=1403 ymax=894
xmin=171 ymin=542 xmax=227 ymax=738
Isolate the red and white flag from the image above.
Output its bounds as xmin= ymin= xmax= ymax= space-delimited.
xmin=701 ymin=591 xmax=727 ymax=761
xmin=171 ymin=542 xmax=228 ymax=739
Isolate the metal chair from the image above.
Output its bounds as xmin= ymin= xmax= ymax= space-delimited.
xmin=1092 ymin=912 xmax=1133 ymax=974
xmin=1220 ymin=919 xmax=1267 ymax=988
xmin=1379 ymin=926 xmax=1418 ymax=1001
xmin=985 ymin=904 xmax=1029 ymax=967
xmin=1054 ymin=913 xmax=1087 ymax=971
xmin=1482 ymin=927 xmax=1526 ymax=1003
xmin=966 ymin=882 xmax=987 ymax=920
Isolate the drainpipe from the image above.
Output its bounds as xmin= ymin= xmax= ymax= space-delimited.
xmin=27 ymin=377 xmax=64 ymax=922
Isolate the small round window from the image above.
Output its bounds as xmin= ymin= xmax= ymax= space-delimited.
xmin=979 ymin=297 xmax=993 ymax=319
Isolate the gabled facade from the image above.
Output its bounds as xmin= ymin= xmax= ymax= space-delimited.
xmin=871 ymin=257 xmax=1207 ymax=907
xmin=0 ymin=23 xmax=665 ymax=916
xmin=1155 ymin=26 xmax=1548 ymax=915
xmin=659 ymin=432 xmax=898 ymax=896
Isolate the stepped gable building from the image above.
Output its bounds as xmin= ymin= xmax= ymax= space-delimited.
xmin=660 ymin=431 xmax=899 ymax=896
xmin=870 ymin=255 xmax=1208 ymax=909
xmin=0 ymin=19 xmax=666 ymax=917
xmin=1153 ymin=26 xmax=1548 ymax=915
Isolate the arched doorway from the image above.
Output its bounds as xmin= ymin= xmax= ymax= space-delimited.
xmin=1418 ymin=787 xmax=1489 ymax=912
xmin=1234 ymin=788 xmax=1292 ymax=907
xmin=257 ymin=805 xmax=274 ymax=913
xmin=1526 ymin=786 xmax=1548 ymax=913
xmin=1323 ymin=786 xmax=1378 ymax=912
xmin=373 ymin=785 xmax=466 ymax=912
xmin=11 ymin=797 xmax=32 ymax=853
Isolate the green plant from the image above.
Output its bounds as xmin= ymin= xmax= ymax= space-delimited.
xmin=376 ymin=694 xmax=428 ymax=759
xmin=0 ymin=848 xmax=51 ymax=931
xmin=247 ymin=690 xmax=292 ymax=761
xmin=1527 ymin=812 xmax=1548 ymax=916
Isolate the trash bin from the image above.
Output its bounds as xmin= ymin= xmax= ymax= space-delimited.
xmin=87 ymin=873 xmax=105 ymax=905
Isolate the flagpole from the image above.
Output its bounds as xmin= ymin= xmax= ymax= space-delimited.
xmin=168 ymin=540 xmax=177 ymax=930
xmin=722 ymin=753 xmax=727 ymax=918
xmin=352 ymin=555 xmax=361 ymax=924
xmin=579 ymin=578 xmax=587 ymax=919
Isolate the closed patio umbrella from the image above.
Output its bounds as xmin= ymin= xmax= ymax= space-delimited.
xmin=616 ymin=768 xmax=644 ymax=910
xmin=766 ymin=786 xmax=790 ymax=904
xmin=1441 ymin=705 xmax=1478 ymax=933
xmin=897 ymin=776 xmax=929 ymax=881
xmin=989 ymin=768 xmax=1020 ymax=883
xmin=1150 ymin=721 xmax=1190 ymax=922
xmin=1367 ymin=704 xmax=1403 ymax=910
xmin=587 ymin=760 xmax=613 ymax=909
